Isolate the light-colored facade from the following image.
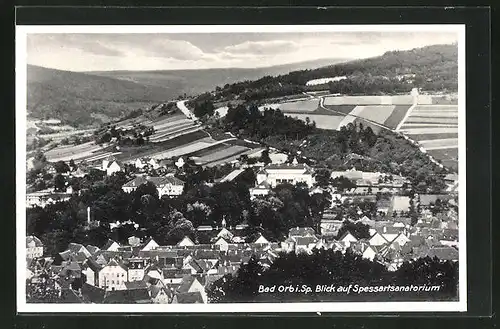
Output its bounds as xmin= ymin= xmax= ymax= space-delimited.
xmin=256 ymin=163 xmax=314 ymax=188
xmin=26 ymin=236 xmax=44 ymax=259
xmin=98 ymin=259 xmax=128 ymax=291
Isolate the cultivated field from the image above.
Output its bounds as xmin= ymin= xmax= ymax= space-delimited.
xmin=261 ymin=99 xmax=320 ymax=113
xmin=323 ymin=95 xmax=415 ymax=106
xmin=193 ymin=145 xmax=250 ymax=165
xmin=44 ymin=141 xmax=111 ymax=163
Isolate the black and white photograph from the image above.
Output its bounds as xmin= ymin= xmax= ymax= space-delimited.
xmin=16 ymin=24 xmax=466 ymax=312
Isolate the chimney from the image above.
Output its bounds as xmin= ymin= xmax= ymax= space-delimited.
xmin=87 ymin=206 xmax=91 ymax=224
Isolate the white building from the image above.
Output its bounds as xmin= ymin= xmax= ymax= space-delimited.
xmin=26 ymin=236 xmax=44 ymax=259
xmin=26 ymin=189 xmax=72 ymax=208
xmin=102 ymin=157 xmax=123 ymax=176
xmin=98 ymin=259 xmax=128 ymax=291
xmin=122 ymin=175 xmax=185 ymax=197
xmin=256 ymin=163 xmax=314 ymax=188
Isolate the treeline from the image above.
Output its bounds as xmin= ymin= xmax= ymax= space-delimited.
xmin=26 ymin=168 xmax=331 ymax=256
xmin=191 ymin=44 xmax=457 ymax=104
xmin=223 ymin=104 xmax=315 ymax=141
xmin=208 ymin=249 xmax=459 ymax=303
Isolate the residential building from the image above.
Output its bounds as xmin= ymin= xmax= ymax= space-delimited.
xmin=98 ymin=259 xmax=128 ymax=291
xmin=122 ymin=175 xmax=185 ymax=197
xmin=26 ymin=190 xmax=72 ymax=208
xmin=256 ymin=163 xmax=314 ymax=188
xmin=26 ymin=236 xmax=44 ymax=259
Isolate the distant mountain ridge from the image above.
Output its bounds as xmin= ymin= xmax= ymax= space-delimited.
xmin=87 ymin=57 xmax=350 ymax=96
xmin=26 ymin=57 xmax=349 ymax=127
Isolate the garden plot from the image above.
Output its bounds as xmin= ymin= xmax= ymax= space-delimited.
xmin=418 ymin=138 xmax=458 ymax=150
xmin=383 ymin=105 xmax=413 ymax=129
xmin=150 ymin=121 xmax=197 ymax=139
xmin=322 ymin=105 xmax=357 ymax=114
xmin=355 ymin=105 xmax=396 ymax=124
xmin=194 ymin=145 xmax=250 ymax=165
xmin=148 ymin=141 xmax=216 ymax=160
xmin=337 ymin=106 xmax=366 ymax=128
xmin=45 ymin=142 xmax=105 ymax=162
xmin=404 ymin=117 xmax=458 ymax=124
xmin=398 ymin=127 xmax=458 ymax=135
xmin=261 ymin=99 xmax=320 ymax=113
xmin=152 ymin=115 xmax=191 ymax=130
xmin=284 ymin=113 xmax=345 ymax=130
xmin=409 ymin=133 xmax=458 ymax=142
xmin=149 ymin=126 xmax=203 ymax=143
xmin=324 ymin=95 xmax=385 ymax=106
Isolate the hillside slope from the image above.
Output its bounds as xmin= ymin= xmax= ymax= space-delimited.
xmin=27 ymin=65 xmax=175 ymax=127
xmin=198 ymin=44 xmax=458 ymax=103
xmin=89 ymin=57 xmax=349 ymax=97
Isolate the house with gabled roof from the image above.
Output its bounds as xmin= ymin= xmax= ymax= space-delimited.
xmin=294 ymin=235 xmax=320 ymax=254
xmin=98 ymin=258 xmax=128 ymax=291
xmin=369 ymin=231 xmax=389 ymax=247
xmin=214 ymin=237 xmax=230 ymax=252
xmin=176 ymin=276 xmax=207 ymax=303
xmin=67 ymin=243 xmax=92 ymax=258
xmin=103 ymin=158 xmax=123 ymax=176
xmin=172 ymin=291 xmax=205 ymax=304
xmin=338 ymin=231 xmax=358 ymax=248
xmin=177 ymin=236 xmax=195 ymax=247
xmin=253 ymin=234 xmax=270 ymax=245
xmin=149 ymin=284 xmax=171 ymax=304
xmin=26 ymin=236 xmax=44 ymax=259
xmin=102 ymin=239 xmax=120 ymax=252
xmin=86 ymin=245 xmax=100 ymax=255
xmin=216 ymin=227 xmax=234 ymax=241
xmin=141 ymin=237 xmax=159 ymax=252
xmin=81 ymin=258 xmax=102 ymax=286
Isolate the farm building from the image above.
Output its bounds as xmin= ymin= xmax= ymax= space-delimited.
xmin=256 ymin=162 xmax=315 ymax=188
xmin=122 ymin=175 xmax=185 ymax=197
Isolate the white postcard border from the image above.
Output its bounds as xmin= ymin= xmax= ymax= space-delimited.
xmin=16 ymin=24 xmax=467 ymax=313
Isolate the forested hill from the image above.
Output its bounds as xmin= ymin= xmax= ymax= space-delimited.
xmin=197 ymin=43 xmax=458 ymax=102
xmin=27 ymin=65 xmax=174 ymax=127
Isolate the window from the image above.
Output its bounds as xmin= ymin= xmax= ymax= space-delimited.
xmin=111 ymin=280 xmax=114 ymax=284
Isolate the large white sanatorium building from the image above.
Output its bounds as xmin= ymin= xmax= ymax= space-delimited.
xmin=256 ymin=163 xmax=315 ymax=188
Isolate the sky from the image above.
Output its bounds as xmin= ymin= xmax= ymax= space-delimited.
xmin=26 ymin=31 xmax=458 ymax=72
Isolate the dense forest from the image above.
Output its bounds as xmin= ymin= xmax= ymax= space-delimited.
xmin=190 ymin=44 xmax=457 ymax=104
xmin=214 ymin=104 xmax=447 ymax=193
xmin=207 ymin=249 xmax=459 ymax=303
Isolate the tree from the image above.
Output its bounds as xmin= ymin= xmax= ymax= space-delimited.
xmin=336 ymin=221 xmax=371 ymax=240
xmin=54 ymin=160 xmax=70 ymax=174
xmin=260 ymin=149 xmax=271 ymax=165
xmin=314 ymin=168 xmax=331 ymax=188
xmin=53 ymin=174 xmax=67 ymax=192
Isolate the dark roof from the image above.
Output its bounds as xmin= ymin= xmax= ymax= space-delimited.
xmin=163 ymin=268 xmax=192 ymax=278
xmin=294 ymin=236 xmax=319 ymax=246
xmin=81 ymin=283 xmax=106 ymax=303
xmin=289 ymin=227 xmax=315 ymax=237
xmin=177 ymin=276 xmax=199 ymax=294
xmin=102 ymin=239 xmax=119 ymax=251
xmin=60 ymin=289 xmax=85 ymax=303
xmin=174 ymin=291 xmax=204 ymax=304
xmin=106 ymin=259 xmax=128 ymax=271
xmin=103 ymin=288 xmax=152 ymax=304
xmin=125 ymin=280 xmax=148 ymax=290
xmin=426 ymin=246 xmax=459 ymax=261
